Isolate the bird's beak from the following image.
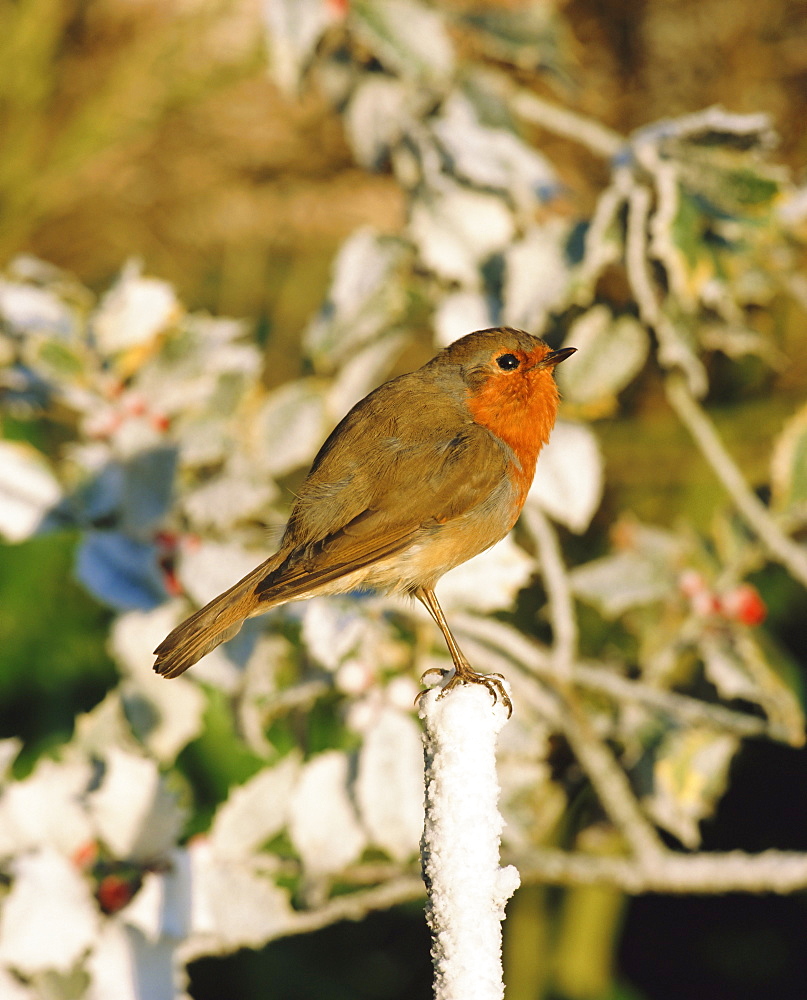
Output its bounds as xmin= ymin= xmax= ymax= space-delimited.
xmin=531 ymin=347 xmax=577 ymax=370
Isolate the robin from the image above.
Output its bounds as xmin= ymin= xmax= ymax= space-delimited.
xmin=154 ymin=327 xmax=575 ymax=713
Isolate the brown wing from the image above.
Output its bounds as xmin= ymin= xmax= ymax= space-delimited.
xmin=254 ymin=377 xmax=510 ymax=602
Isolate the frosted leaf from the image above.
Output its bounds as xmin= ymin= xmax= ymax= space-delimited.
xmin=410 ymin=186 xmax=515 ymax=286
xmin=0 ymin=758 xmax=94 ymax=859
xmin=432 ymin=94 xmax=556 ymax=210
xmin=118 ymin=849 xmax=191 ymax=943
xmin=0 ymin=281 xmax=73 ymax=337
xmin=86 ymin=921 xmax=176 ymax=1000
xmin=119 ymin=447 xmax=177 ymax=535
xmin=356 ymin=708 xmax=423 ymax=860
xmin=501 ymin=222 xmax=571 ymax=332
xmin=88 ymin=749 xmax=185 ymax=862
xmin=0 ymin=848 xmax=99 ymax=976
xmin=209 ymin=754 xmax=301 ymax=860
xmin=0 ymin=968 xmax=33 ymax=1000
xmin=111 ymin=608 xmax=207 ymax=763
xmin=351 ymin=0 xmax=454 ymax=86
xmin=346 ymin=76 xmax=412 ymax=169
xmin=770 ymin=402 xmax=807 ymax=514
xmin=570 ymin=550 xmax=672 ymax=618
xmin=182 ymin=462 xmax=278 ymax=533
xmin=646 ymin=728 xmax=739 ymax=848
xmin=556 ymin=307 xmax=649 ymax=407
xmin=264 ymin=0 xmax=335 ymax=93
xmin=75 ymin=532 xmax=167 ymax=612
xmin=93 ymin=261 xmax=179 ymax=356
xmin=252 ymin=381 xmax=326 ymax=476
xmin=187 ymin=838 xmax=294 ymax=949
xmin=304 ymin=229 xmax=408 ymax=366
xmin=525 ymin=420 xmax=603 ymax=533
xmin=0 ymin=441 xmax=61 ymax=542
xmin=434 ymin=291 xmax=493 ymax=348
xmin=288 ymin=751 xmax=366 ymax=875
xmin=301 ymin=598 xmax=367 ymax=671
xmin=176 ymin=540 xmax=264 ymax=608
xmin=326 ymin=332 xmax=406 ymax=419
xmin=436 ymin=535 xmax=535 ymax=612
xmin=0 ymin=738 xmax=21 ymax=781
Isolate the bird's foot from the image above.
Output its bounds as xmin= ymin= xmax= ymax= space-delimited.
xmin=418 ymin=663 xmax=513 ymax=717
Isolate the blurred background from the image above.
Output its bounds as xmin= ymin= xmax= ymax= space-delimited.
xmin=2 ymin=0 xmax=807 ymax=998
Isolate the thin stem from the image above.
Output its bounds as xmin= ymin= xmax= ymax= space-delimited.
xmin=510 ymin=90 xmax=623 ymax=160
xmin=522 ymin=506 xmax=577 ymax=677
xmin=666 ymin=374 xmax=807 ymax=589
xmin=518 ymin=848 xmax=807 ymax=895
xmin=452 ymin=614 xmax=793 ymax=744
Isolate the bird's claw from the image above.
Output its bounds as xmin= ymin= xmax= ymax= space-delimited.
xmin=416 ymin=666 xmax=513 ymax=718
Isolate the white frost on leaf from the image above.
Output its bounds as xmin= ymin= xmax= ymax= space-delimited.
xmin=86 ymin=921 xmax=176 ymax=1000
xmin=351 ymin=0 xmax=454 ymax=86
xmin=525 ymin=420 xmax=604 ymax=533
xmin=0 ymin=848 xmax=99 ymax=976
xmin=356 ymin=708 xmax=423 ymax=861
xmin=264 ymin=0 xmax=336 ymax=93
xmin=502 ymin=222 xmax=571 ymax=333
xmin=434 ymin=291 xmax=493 ymax=348
xmin=111 ymin=607 xmax=207 ymax=763
xmin=436 ymin=535 xmax=535 ymax=612
xmin=88 ymin=749 xmax=185 ymax=862
xmin=252 ymin=381 xmax=327 ymax=477
xmin=118 ymin=849 xmax=191 ymax=944
xmin=409 ymin=185 xmax=515 ymax=286
xmin=93 ymin=261 xmax=179 ymax=356
xmin=0 ymin=758 xmax=94 ymax=859
xmin=432 ymin=94 xmax=556 ymax=211
xmin=345 ymin=76 xmax=412 ymax=169
xmin=646 ymin=728 xmax=739 ymax=848
xmin=0 ymin=967 xmax=33 ymax=1000
xmin=288 ymin=752 xmax=367 ymax=876
xmin=556 ymin=306 xmax=649 ymax=407
xmin=0 ymin=441 xmax=62 ymax=542
xmin=209 ymin=755 xmax=301 ymax=860
xmin=305 ymin=229 xmax=407 ymax=366
xmin=186 ymin=838 xmax=294 ymax=950
xmin=176 ymin=540 xmax=264 ymax=609
xmin=301 ymin=598 xmax=367 ymax=671
xmin=0 ymin=280 xmax=73 ymax=336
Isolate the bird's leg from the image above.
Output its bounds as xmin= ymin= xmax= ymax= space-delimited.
xmin=414 ymin=586 xmax=512 ymax=717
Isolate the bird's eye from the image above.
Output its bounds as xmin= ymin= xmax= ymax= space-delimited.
xmin=496 ymin=353 xmax=520 ymax=371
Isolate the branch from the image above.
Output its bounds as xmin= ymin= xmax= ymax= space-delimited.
xmin=666 ymin=374 xmax=807 ymax=589
xmin=510 ymin=90 xmax=623 ymax=160
xmin=522 ymin=506 xmax=577 ymax=677
xmin=419 ymin=684 xmax=520 ymax=1000
xmin=453 ymin=615 xmax=792 ymax=744
xmin=517 ymin=848 xmax=807 ymax=895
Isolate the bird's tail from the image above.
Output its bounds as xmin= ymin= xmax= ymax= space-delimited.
xmin=153 ymin=554 xmax=284 ymax=678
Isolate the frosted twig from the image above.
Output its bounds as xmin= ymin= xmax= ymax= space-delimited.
xmin=179 ymin=876 xmax=425 ymax=962
xmin=522 ymin=506 xmax=577 ymax=677
xmin=666 ymin=374 xmax=807 ymax=589
xmin=419 ymin=684 xmax=519 ymax=1000
xmin=452 ymin=615 xmax=792 ymax=743
xmin=518 ymin=847 xmax=807 ymax=895
xmin=559 ymin=703 xmax=665 ymax=863
xmin=625 ymin=183 xmax=708 ymax=396
xmin=510 ymin=90 xmax=623 ymax=160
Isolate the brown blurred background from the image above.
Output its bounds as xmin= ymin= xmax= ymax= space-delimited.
xmin=4 ymin=0 xmax=806 ymax=332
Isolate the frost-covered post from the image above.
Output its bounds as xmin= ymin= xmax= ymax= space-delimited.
xmin=418 ymin=683 xmax=520 ymax=1000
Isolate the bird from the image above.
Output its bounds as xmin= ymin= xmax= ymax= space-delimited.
xmin=154 ymin=327 xmax=575 ymax=714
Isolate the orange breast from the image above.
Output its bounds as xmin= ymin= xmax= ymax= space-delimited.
xmin=466 ymin=368 xmax=560 ymax=506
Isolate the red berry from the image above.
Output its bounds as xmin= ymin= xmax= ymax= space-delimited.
xmin=719 ymin=584 xmax=767 ymax=626
xmin=97 ymin=874 xmax=134 ymax=914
